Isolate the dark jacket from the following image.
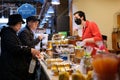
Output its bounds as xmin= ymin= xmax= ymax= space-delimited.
xmin=0 ymin=27 xmax=31 ymax=80
xmin=18 ymin=25 xmax=41 ymax=80
xmin=18 ymin=25 xmax=40 ymax=48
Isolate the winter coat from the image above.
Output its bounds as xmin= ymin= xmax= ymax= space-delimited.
xmin=0 ymin=27 xmax=31 ymax=80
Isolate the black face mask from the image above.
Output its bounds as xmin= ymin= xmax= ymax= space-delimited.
xmin=75 ymin=18 xmax=81 ymax=25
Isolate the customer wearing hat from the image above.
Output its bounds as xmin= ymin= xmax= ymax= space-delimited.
xmin=18 ymin=16 xmax=43 ymax=80
xmin=0 ymin=14 xmax=43 ymax=80
xmin=18 ymin=16 xmax=42 ymax=48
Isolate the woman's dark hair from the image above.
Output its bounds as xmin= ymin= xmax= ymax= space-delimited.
xmin=74 ymin=11 xmax=86 ymax=21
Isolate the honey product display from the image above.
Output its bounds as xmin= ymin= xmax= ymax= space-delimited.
xmin=51 ymin=62 xmax=72 ymax=75
xmin=51 ymin=63 xmax=59 ymax=76
xmin=83 ymin=57 xmax=93 ymax=74
xmin=39 ymin=37 xmax=118 ymax=80
xmin=64 ymin=63 xmax=73 ymax=75
xmin=46 ymin=58 xmax=63 ymax=64
xmin=52 ymin=34 xmax=62 ymax=40
xmin=54 ymin=40 xmax=61 ymax=46
xmin=65 ymin=69 xmax=73 ymax=75
xmin=59 ymin=72 xmax=69 ymax=80
xmin=51 ymin=63 xmax=58 ymax=72
xmin=46 ymin=58 xmax=63 ymax=69
xmin=47 ymin=41 xmax=53 ymax=49
xmin=69 ymin=54 xmax=75 ymax=62
xmin=72 ymin=70 xmax=86 ymax=80
xmin=75 ymin=48 xmax=84 ymax=58
xmin=57 ymin=63 xmax=65 ymax=72
xmin=61 ymin=39 xmax=68 ymax=45
xmin=46 ymin=49 xmax=53 ymax=57
xmin=86 ymin=71 xmax=93 ymax=80
xmin=68 ymin=40 xmax=76 ymax=45
xmin=64 ymin=63 xmax=70 ymax=70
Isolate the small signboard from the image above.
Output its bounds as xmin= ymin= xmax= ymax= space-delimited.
xmin=17 ymin=3 xmax=36 ymax=19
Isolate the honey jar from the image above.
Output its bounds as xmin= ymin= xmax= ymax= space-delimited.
xmin=75 ymin=48 xmax=84 ymax=58
xmin=47 ymin=41 xmax=53 ymax=49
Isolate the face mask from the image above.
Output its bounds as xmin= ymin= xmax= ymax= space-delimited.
xmin=75 ymin=18 xmax=81 ymax=25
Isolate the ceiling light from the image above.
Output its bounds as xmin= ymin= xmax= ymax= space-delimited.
xmin=47 ymin=6 xmax=54 ymax=14
xmin=51 ymin=0 xmax=60 ymax=5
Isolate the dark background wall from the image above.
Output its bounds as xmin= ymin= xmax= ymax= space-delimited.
xmin=54 ymin=0 xmax=69 ymax=36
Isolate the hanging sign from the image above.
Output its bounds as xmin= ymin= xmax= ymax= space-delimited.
xmin=17 ymin=3 xmax=36 ymax=19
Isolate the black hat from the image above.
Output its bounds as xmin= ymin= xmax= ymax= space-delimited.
xmin=7 ymin=14 xmax=25 ymax=25
xmin=26 ymin=16 xmax=40 ymax=22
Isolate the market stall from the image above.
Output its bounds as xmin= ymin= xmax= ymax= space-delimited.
xmin=38 ymin=34 xmax=120 ymax=80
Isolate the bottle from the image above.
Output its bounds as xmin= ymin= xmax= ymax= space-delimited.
xmin=80 ymin=57 xmax=86 ymax=74
xmin=28 ymin=58 xmax=36 ymax=73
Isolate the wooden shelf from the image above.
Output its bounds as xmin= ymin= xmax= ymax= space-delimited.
xmin=112 ymin=32 xmax=120 ymax=54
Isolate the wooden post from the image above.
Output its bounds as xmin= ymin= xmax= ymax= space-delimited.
xmin=69 ymin=0 xmax=73 ymax=36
